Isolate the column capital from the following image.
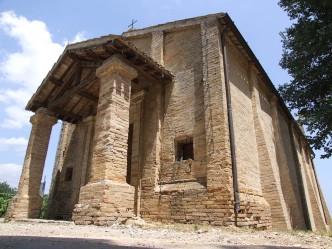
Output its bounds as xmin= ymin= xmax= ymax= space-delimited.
xmin=82 ymin=115 xmax=96 ymax=124
xmin=30 ymin=107 xmax=57 ymax=126
xmin=96 ymin=54 xmax=137 ymax=81
xmin=131 ymin=90 xmax=147 ymax=105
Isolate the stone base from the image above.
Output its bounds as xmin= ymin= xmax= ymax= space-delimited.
xmin=5 ymin=195 xmax=42 ymax=221
xmin=235 ymin=193 xmax=272 ymax=230
xmin=72 ymin=181 xmax=135 ymax=226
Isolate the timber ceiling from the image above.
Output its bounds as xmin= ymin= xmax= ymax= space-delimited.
xmin=26 ymin=36 xmax=172 ymax=124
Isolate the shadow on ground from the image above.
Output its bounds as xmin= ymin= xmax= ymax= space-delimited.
xmin=0 ymin=236 xmax=307 ymax=249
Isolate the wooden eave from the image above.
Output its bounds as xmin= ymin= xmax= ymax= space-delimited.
xmin=26 ymin=36 xmax=173 ymax=124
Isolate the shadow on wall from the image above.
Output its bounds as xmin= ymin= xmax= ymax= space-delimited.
xmin=0 ymin=236 xmax=308 ymax=249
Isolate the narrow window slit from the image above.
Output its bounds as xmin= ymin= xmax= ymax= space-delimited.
xmin=176 ymin=137 xmax=194 ymax=161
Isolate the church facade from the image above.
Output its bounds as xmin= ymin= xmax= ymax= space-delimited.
xmin=6 ymin=13 xmax=331 ymax=231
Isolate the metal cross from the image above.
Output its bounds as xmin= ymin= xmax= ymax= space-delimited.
xmin=128 ymin=19 xmax=137 ymax=30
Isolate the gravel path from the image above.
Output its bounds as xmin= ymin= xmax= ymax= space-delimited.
xmin=0 ymin=219 xmax=331 ymax=249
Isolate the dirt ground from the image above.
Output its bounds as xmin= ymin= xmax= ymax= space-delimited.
xmin=0 ymin=218 xmax=331 ymax=249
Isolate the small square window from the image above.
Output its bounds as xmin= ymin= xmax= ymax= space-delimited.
xmin=176 ymin=137 xmax=194 ymax=161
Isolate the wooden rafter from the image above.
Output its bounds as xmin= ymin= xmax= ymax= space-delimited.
xmin=26 ymin=37 xmax=173 ymax=117
xmin=67 ymin=95 xmax=82 ymax=115
xmin=48 ymin=70 xmax=97 ymax=109
xmin=73 ymin=67 xmax=83 ymax=86
xmin=49 ymin=77 xmax=62 ymax=86
xmin=79 ymin=91 xmax=98 ymax=103
xmin=85 ymin=49 xmax=98 ymax=60
xmin=68 ymin=52 xmax=83 ymax=62
xmin=53 ymin=107 xmax=82 ymax=123
xmin=102 ymin=44 xmax=118 ymax=56
xmin=52 ymin=73 xmax=76 ymax=100
xmin=79 ymin=61 xmax=102 ymax=68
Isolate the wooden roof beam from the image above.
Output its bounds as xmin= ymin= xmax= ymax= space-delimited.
xmin=68 ymin=52 xmax=83 ymax=62
xmin=79 ymin=61 xmax=103 ymax=68
xmin=73 ymin=67 xmax=83 ymax=86
xmin=49 ymin=77 xmax=63 ymax=86
xmin=49 ymin=72 xmax=76 ymax=103
xmin=53 ymin=107 xmax=82 ymax=123
xmin=78 ymin=91 xmax=98 ymax=103
xmin=102 ymin=44 xmax=118 ymax=56
xmin=48 ymin=71 xmax=97 ymax=109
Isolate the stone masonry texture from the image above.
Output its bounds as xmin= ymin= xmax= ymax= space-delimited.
xmin=8 ymin=13 xmax=331 ymax=232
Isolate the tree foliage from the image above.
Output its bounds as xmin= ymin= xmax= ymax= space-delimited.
xmin=278 ymin=0 xmax=332 ymax=158
xmin=0 ymin=181 xmax=17 ymax=217
xmin=39 ymin=195 xmax=48 ymax=219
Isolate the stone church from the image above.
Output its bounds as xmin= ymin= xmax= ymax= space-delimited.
xmin=6 ymin=13 xmax=331 ymax=231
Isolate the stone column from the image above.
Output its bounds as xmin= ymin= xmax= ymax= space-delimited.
xmin=79 ymin=116 xmax=95 ymax=187
xmin=6 ymin=107 xmax=57 ymax=220
xmin=72 ymin=54 xmax=138 ymax=225
xmin=130 ymin=90 xmax=147 ymax=216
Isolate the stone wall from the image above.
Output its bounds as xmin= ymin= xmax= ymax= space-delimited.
xmin=125 ymin=17 xmax=271 ymax=229
xmin=249 ymin=72 xmax=292 ymax=230
xmin=161 ymin=25 xmax=206 ymax=184
xmin=126 ymin=34 xmax=152 ymax=56
xmin=226 ymin=39 xmax=272 ymax=229
xmin=43 ymin=14 xmax=330 ymax=231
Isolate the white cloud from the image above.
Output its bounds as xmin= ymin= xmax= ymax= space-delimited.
xmin=63 ymin=31 xmax=87 ymax=45
xmin=0 ymin=88 xmax=30 ymax=105
xmin=0 ymin=163 xmax=22 ymax=188
xmin=0 ymin=88 xmax=31 ymax=128
xmin=0 ymin=11 xmax=87 ymax=129
xmin=1 ymin=105 xmax=31 ymax=128
xmin=0 ymin=11 xmax=64 ymax=90
xmin=0 ymin=137 xmax=28 ymax=152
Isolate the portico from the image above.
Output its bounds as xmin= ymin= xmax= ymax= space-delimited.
xmin=6 ymin=37 xmax=172 ymax=223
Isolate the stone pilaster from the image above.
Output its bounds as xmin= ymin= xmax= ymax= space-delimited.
xmin=201 ymin=18 xmax=232 ymax=192
xmin=6 ymin=107 xmax=57 ymax=220
xmin=200 ymin=19 xmax=235 ymax=227
xmin=72 ymin=54 xmax=138 ymax=225
xmin=270 ymin=96 xmax=292 ymax=229
xmin=151 ymin=31 xmax=164 ymax=65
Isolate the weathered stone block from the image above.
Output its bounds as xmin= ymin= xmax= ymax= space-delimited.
xmin=72 ymin=181 xmax=135 ymax=225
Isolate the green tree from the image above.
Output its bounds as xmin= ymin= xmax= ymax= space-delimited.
xmin=278 ymin=0 xmax=332 ymax=158
xmin=0 ymin=181 xmax=17 ymax=217
xmin=39 ymin=195 xmax=48 ymax=219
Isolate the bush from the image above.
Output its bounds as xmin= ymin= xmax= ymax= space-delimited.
xmin=0 ymin=181 xmax=16 ymax=217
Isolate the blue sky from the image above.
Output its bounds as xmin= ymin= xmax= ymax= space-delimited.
xmin=0 ymin=0 xmax=330 ymax=215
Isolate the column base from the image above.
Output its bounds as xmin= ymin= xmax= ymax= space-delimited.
xmin=72 ymin=181 xmax=135 ymax=226
xmin=236 ymin=193 xmax=272 ymax=230
xmin=5 ymin=195 xmax=42 ymax=221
